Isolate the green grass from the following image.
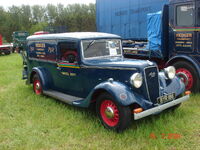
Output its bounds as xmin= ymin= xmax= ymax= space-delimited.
xmin=0 ymin=54 xmax=199 ymax=150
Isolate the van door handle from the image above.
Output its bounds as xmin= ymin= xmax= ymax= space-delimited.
xmin=57 ymin=67 xmax=61 ymax=70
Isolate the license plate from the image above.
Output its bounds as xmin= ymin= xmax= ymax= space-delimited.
xmin=157 ymin=93 xmax=176 ymax=104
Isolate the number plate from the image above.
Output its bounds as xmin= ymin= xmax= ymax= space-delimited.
xmin=157 ymin=93 xmax=176 ymax=104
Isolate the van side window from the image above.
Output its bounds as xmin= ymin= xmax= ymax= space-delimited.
xmin=176 ymin=4 xmax=194 ymax=26
xmin=59 ymin=42 xmax=78 ymax=63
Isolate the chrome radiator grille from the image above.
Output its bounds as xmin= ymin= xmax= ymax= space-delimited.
xmin=144 ymin=66 xmax=160 ymax=103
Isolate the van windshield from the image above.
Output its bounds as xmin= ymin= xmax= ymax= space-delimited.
xmin=82 ymin=39 xmax=122 ymax=59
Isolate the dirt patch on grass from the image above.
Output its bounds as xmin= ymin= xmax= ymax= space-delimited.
xmin=0 ymin=87 xmax=6 ymax=93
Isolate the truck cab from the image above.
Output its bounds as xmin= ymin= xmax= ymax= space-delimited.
xmin=12 ymin=31 xmax=29 ymax=53
xmin=23 ymin=32 xmax=189 ymax=131
xmin=167 ymin=0 xmax=200 ymax=92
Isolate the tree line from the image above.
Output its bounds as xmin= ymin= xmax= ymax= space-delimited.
xmin=0 ymin=3 xmax=96 ymax=42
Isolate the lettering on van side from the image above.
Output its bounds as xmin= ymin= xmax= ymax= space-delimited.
xmin=35 ymin=43 xmax=45 ymax=48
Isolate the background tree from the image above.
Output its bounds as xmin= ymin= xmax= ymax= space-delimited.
xmin=0 ymin=3 xmax=96 ymax=43
xmin=32 ymin=5 xmax=46 ymax=23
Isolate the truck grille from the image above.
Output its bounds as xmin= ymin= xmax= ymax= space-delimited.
xmin=144 ymin=66 xmax=160 ymax=103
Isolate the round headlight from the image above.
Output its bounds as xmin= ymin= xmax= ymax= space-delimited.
xmin=164 ymin=66 xmax=176 ymax=79
xmin=130 ymin=73 xmax=143 ymax=88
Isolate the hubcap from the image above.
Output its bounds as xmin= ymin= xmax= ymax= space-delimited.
xmin=105 ymin=107 xmax=114 ymax=119
xmin=36 ymin=82 xmax=41 ymax=90
xmin=34 ymin=79 xmax=42 ymax=95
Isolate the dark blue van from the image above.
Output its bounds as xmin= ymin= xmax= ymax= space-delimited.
xmin=23 ymin=32 xmax=189 ymax=131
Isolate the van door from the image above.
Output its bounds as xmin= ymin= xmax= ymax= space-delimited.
xmin=53 ymin=41 xmax=83 ymax=97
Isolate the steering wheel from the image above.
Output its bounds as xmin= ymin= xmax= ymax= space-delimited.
xmin=62 ymin=51 xmax=77 ymax=63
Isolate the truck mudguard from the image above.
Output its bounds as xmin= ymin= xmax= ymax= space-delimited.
xmin=167 ymin=55 xmax=200 ymax=78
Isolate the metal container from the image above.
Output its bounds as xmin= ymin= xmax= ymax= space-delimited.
xmin=96 ymin=0 xmax=169 ymax=40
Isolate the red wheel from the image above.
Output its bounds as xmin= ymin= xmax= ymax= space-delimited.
xmin=100 ymin=100 xmax=119 ymax=127
xmin=173 ymin=61 xmax=200 ymax=92
xmin=176 ymin=68 xmax=193 ymax=90
xmin=96 ymin=93 xmax=131 ymax=132
xmin=33 ymin=74 xmax=42 ymax=95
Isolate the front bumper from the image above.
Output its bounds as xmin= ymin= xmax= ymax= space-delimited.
xmin=134 ymin=95 xmax=189 ymax=120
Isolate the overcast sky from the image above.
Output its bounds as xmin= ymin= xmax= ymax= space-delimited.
xmin=1 ymin=0 xmax=96 ymax=8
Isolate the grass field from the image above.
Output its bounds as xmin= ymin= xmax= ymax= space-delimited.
xmin=0 ymin=54 xmax=199 ymax=150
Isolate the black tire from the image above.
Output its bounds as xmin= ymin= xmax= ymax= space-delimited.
xmin=32 ymin=74 xmax=43 ymax=95
xmin=96 ymin=93 xmax=132 ymax=132
xmin=5 ymin=51 xmax=10 ymax=55
xmin=173 ymin=61 xmax=200 ymax=93
xmin=12 ymin=47 xmax=16 ymax=53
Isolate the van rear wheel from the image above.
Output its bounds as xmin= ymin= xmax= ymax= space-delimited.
xmin=33 ymin=74 xmax=43 ymax=95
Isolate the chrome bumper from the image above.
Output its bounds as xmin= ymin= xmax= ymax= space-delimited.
xmin=134 ymin=95 xmax=190 ymax=120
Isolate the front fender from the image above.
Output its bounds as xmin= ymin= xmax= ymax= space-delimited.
xmin=159 ymin=72 xmax=185 ymax=96
xmin=73 ymin=80 xmax=154 ymax=109
xmin=94 ymin=81 xmax=137 ymax=106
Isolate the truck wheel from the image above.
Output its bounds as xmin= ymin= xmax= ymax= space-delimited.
xmin=173 ymin=61 xmax=200 ymax=92
xmin=12 ymin=47 xmax=16 ymax=53
xmin=96 ymin=93 xmax=131 ymax=132
xmin=33 ymin=74 xmax=43 ymax=95
xmin=5 ymin=51 xmax=10 ymax=55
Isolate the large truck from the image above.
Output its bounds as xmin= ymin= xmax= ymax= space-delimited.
xmin=96 ymin=0 xmax=200 ymax=92
xmin=12 ymin=31 xmax=29 ymax=53
xmin=0 ymin=34 xmax=12 ymax=55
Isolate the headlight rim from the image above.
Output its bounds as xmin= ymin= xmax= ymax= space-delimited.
xmin=164 ymin=66 xmax=176 ymax=80
xmin=130 ymin=73 xmax=143 ymax=88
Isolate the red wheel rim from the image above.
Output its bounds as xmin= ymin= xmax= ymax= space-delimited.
xmin=176 ymin=68 xmax=194 ymax=90
xmin=33 ymin=79 xmax=42 ymax=95
xmin=100 ymin=100 xmax=119 ymax=127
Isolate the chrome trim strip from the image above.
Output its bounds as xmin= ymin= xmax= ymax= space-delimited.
xmin=134 ymin=95 xmax=189 ymax=120
xmin=80 ymin=65 xmax=137 ymax=70
xmin=143 ymin=66 xmax=160 ymax=102
xmin=29 ymin=58 xmax=57 ymax=64
xmin=123 ymin=47 xmax=150 ymax=52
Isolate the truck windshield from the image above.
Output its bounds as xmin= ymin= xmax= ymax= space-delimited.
xmin=176 ymin=4 xmax=194 ymax=26
xmin=82 ymin=39 xmax=122 ymax=58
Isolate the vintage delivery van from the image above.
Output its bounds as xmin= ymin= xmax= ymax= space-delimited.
xmin=23 ymin=32 xmax=189 ymax=131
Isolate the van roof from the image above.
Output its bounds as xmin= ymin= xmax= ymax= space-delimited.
xmin=27 ymin=32 xmax=121 ymax=41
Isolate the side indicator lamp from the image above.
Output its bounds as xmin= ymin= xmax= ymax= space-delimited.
xmin=133 ymin=108 xmax=143 ymax=114
xmin=185 ymin=91 xmax=191 ymax=95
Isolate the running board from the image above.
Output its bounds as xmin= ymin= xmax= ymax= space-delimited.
xmin=43 ymin=90 xmax=83 ymax=104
